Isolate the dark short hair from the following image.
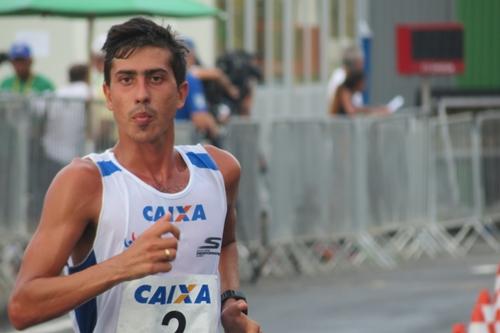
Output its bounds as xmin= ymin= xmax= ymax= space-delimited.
xmin=102 ymin=17 xmax=188 ymax=87
xmin=343 ymin=70 xmax=364 ymax=91
xmin=68 ymin=64 xmax=89 ymax=83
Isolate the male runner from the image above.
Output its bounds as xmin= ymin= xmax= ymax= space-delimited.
xmin=8 ymin=17 xmax=260 ymax=333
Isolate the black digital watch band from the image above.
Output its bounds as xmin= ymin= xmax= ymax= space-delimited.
xmin=221 ymin=290 xmax=248 ymax=314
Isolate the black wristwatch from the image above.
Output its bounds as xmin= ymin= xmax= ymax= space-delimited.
xmin=221 ymin=290 xmax=248 ymax=314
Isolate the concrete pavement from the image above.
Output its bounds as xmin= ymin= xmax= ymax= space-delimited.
xmin=247 ymin=246 xmax=498 ymax=333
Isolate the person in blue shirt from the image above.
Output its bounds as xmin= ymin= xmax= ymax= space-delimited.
xmin=176 ymin=71 xmax=209 ymax=120
xmin=176 ymin=58 xmax=221 ymax=145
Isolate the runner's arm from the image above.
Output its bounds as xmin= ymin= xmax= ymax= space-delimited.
xmin=205 ymin=146 xmax=241 ymax=295
xmin=8 ymin=159 xmax=180 ymax=330
xmin=206 ymin=145 xmax=261 ymax=333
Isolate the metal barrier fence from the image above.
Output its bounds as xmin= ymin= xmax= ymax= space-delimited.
xmin=1 ymin=95 xmax=500 ymax=305
xmin=478 ymin=112 xmax=500 ymax=221
xmin=258 ymin=111 xmax=500 ymax=276
xmin=0 ymin=96 xmax=29 ymax=234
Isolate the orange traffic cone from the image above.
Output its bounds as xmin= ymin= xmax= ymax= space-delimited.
xmin=451 ymin=322 xmax=466 ymax=333
xmin=493 ymin=291 xmax=500 ymax=316
xmin=493 ymin=307 xmax=500 ymax=333
xmin=469 ymin=302 xmax=494 ymax=333
xmin=477 ymin=289 xmax=494 ymax=323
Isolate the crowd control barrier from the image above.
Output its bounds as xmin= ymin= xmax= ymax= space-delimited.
xmin=1 ymin=95 xmax=500 ymax=306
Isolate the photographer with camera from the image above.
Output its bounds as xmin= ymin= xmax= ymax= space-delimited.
xmin=215 ymin=50 xmax=262 ymax=117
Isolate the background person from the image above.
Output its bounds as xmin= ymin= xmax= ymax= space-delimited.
xmin=176 ymin=39 xmax=224 ymax=147
xmin=43 ymin=63 xmax=91 ymax=170
xmin=326 ymin=45 xmax=364 ymax=112
xmin=0 ymin=41 xmax=54 ymax=95
xmin=329 ymin=70 xmax=388 ymax=116
xmin=214 ymin=50 xmax=262 ymax=117
xmin=1 ymin=42 xmax=56 ymax=226
xmin=40 ymin=64 xmax=91 ymax=224
xmin=183 ymin=37 xmax=239 ymax=123
xmin=8 ymin=17 xmax=260 ymax=333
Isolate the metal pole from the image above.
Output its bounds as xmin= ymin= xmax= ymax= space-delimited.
xmin=319 ymin=0 xmax=330 ymax=84
xmin=472 ymin=118 xmax=484 ymax=221
xmin=283 ymin=0 xmax=294 ymax=88
xmin=17 ymin=101 xmax=30 ymax=234
xmin=421 ymin=77 xmax=432 ymax=115
xmin=338 ymin=0 xmax=346 ymax=42
xmin=244 ymin=0 xmax=256 ymax=53
xmin=225 ymin=0 xmax=235 ymax=50
xmin=87 ymin=16 xmax=95 ymax=96
xmin=264 ymin=0 xmax=275 ymax=84
xmin=302 ymin=0 xmax=312 ymax=84
xmin=437 ymin=99 xmax=460 ymax=206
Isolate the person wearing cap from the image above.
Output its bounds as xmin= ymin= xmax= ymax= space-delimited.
xmin=0 ymin=42 xmax=55 ymax=95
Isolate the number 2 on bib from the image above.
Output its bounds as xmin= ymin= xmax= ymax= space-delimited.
xmin=162 ymin=311 xmax=186 ymax=333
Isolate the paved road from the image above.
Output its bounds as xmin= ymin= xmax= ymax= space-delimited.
xmin=2 ymin=245 xmax=498 ymax=333
xmin=248 ymin=247 xmax=498 ymax=333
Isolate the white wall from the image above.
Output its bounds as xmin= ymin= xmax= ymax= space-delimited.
xmin=0 ymin=1 xmax=217 ymax=89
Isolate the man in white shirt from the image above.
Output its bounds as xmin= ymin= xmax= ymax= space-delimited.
xmin=9 ymin=17 xmax=261 ymax=333
xmin=43 ymin=64 xmax=90 ymax=167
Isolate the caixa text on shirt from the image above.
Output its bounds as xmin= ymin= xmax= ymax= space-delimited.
xmin=134 ymin=283 xmax=212 ymax=305
xmin=142 ymin=204 xmax=207 ymax=222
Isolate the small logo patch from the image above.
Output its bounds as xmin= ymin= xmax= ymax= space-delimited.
xmin=196 ymin=237 xmax=222 ymax=257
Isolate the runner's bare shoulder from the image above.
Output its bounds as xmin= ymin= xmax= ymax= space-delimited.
xmin=45 ymin=157 xmax=102 ymax=210
xmin=204 ymin=145 xmax=241 ymax=184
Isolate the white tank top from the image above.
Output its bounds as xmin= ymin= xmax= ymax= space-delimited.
xmin=67 ymin=144 xmax=227 ymax=333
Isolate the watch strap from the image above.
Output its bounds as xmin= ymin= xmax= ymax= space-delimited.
xmin=221 ymin=290 xmax=248 ymax=314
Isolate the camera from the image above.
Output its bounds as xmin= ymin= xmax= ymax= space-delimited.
xmin=203 ymin=50 xmax=263 ymax=116
xmin=0 ymin=52 xmax=9 ymax=65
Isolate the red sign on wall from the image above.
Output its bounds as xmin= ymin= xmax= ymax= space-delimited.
xmin=396 ymin=23 xmax=464 ymax=75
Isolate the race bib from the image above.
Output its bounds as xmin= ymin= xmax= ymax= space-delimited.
xmin=117 ymin=274 xmax=220 ymax=333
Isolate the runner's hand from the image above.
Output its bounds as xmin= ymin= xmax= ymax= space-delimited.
xmin=221 ymin=299 xmax=261 ymax=333
xmin=112 ymin=213 xmax=180 ymax=281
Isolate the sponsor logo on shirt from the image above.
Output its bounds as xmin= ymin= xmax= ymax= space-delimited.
xmin=142 ymin=204 xmax=207 ymax=222
xmin=196 ymin=237 xmax=222 ymax=257
xmin=124 ymin=204 xmax=207 ymax=248
xmin=134 ymin=283 xmax=212 ymax=305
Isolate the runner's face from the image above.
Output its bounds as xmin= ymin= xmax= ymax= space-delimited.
xmin=103 ymin=46 xmax=187 ymax=143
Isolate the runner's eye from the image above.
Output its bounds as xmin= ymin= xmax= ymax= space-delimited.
xmin=118 ymin=75 xmax=134 ymax=85
xmin=149 ymin=74 xmax=165 ymax=84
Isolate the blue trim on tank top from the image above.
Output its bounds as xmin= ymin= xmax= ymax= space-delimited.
xmin=186 ymin=152 xmax=218 ymax=170
xmin=68 ymin=251 xmax=98 ymax=333
xmin=96 ymin=160 xmax=121 ymax=177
